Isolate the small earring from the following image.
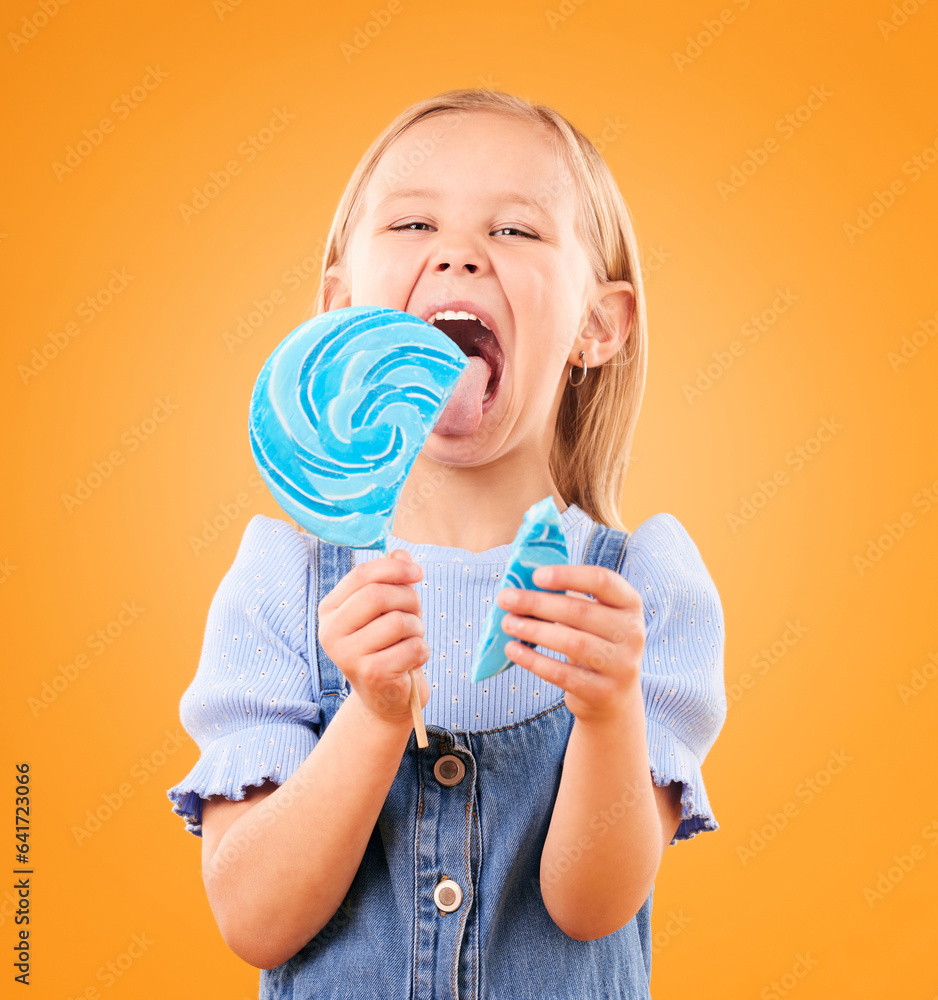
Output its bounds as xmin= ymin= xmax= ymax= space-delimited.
xmin=568 ymin=351 xmax=587 ymax=386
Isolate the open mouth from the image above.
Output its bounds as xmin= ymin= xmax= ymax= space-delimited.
xmin=425 ymin=310 xmax=505 ymax=404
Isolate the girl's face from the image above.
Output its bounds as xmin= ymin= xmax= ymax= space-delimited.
xmin=328 ymin=110 xmax=616 ymax=466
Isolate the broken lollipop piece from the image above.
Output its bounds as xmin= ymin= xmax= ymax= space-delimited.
xmin=471 ymin=496 xmax=570 ymax=683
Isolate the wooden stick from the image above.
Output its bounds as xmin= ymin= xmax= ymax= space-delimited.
xmin=409 ymin=669 xmax=428 ymax=748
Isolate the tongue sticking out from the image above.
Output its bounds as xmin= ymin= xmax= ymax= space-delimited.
xmin=433 ymin=356 xmax=492 ymax=436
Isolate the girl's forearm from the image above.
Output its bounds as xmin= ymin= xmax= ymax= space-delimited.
xmin=540 ymin=683 xmax=662 ymax=940
xmin=203 ymin=691 xmax=412 ymax=969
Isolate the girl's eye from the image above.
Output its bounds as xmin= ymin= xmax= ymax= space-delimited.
xmin=492 ymin=226 xmax=538 ymax=239
xmin=390 ymin=222 xmax=432 ymax=232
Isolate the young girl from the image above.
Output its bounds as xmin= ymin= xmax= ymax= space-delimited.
xmin=167 ymin=89 xmax=726 ymax=999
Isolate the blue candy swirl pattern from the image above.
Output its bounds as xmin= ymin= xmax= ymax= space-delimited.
xmin=472 ymin=496 xmax=570 ymax=682
xmin=249 ymin=306 xmax=468 ymax=550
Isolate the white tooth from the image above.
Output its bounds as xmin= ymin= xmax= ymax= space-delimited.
xmin=428 ymin=309 xmax=494 ymax=334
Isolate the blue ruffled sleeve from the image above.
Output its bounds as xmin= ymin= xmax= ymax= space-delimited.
xmin=622 ymin=513 xmax=726 ymax=845
xmin=165 ymin=514 xmax=322 ymax=836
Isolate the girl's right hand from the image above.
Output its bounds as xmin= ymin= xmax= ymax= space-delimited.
xmin=318 ymin=549 xmax=430 ymax=727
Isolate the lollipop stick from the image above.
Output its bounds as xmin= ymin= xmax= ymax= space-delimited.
xmin=409 ymin=669 xmax=428 ymax=748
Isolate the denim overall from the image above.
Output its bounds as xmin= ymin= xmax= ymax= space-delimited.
xmin=261 ymin=521 xmax=654 ymax=1000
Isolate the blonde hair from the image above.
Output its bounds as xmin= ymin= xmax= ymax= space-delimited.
xmin=311 ymin=89 xmax=647 ymax=531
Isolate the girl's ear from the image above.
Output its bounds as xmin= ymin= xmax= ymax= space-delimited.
xmin=576 ymin=280 xmax=635 ymax=367
xmin=322 ymin=261 xmax=352 ymax=312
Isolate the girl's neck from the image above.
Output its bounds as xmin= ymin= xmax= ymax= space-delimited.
xmin=391 ymin=451 xmax=568 ymax=553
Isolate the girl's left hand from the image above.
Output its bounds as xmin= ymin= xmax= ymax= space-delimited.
xmin=497 ymin=564 xmax=646 ymax=725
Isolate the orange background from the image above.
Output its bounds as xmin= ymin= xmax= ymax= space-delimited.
xmin=3 ymin=1 xmax=937 ymax=997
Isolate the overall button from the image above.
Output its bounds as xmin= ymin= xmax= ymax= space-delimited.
xmin=433 ymin=754 xmax=465 ymax=787
xmin=434 ymin=878 xmax=462 ymax=913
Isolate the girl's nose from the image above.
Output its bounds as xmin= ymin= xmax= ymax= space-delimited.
xmin=435 ymin=260 xmax=478 ymax=274
xmin=430 ymin=236 xmax=486 ymax=275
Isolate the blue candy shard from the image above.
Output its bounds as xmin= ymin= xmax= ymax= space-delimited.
xmin=249 ymin=306 xmax=469 ymax=551
xmin=471 ymin=496 xmax=569 ymax=682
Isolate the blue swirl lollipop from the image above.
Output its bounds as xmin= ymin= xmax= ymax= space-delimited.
xmin=249 ymin=306 xmax=469 ymax=551
xmin=471 ymin=496 xmax=570 ymax=682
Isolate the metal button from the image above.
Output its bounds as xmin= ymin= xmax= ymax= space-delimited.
xmin=434 ymin=878 xmax=462 ymax=913
xmin=433 ymin=754 xmax=465 ymax=787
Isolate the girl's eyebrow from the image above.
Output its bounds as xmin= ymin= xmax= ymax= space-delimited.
xmin=377 ymin=187 xmax=437 ymax=210
xmin=376 ymin=187 xmax=554 ymax=223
